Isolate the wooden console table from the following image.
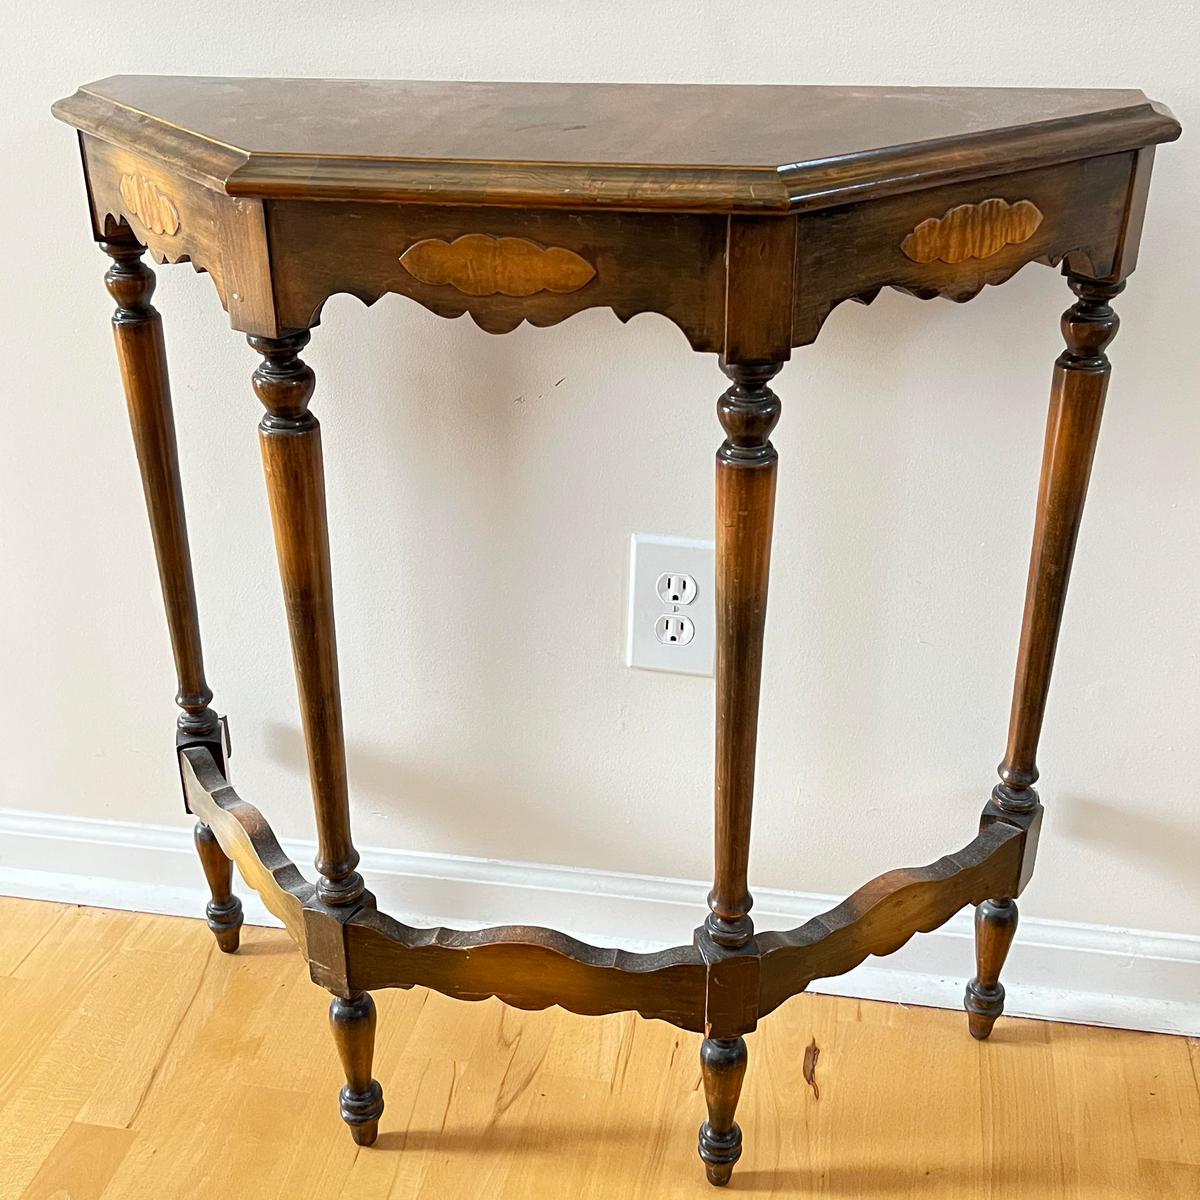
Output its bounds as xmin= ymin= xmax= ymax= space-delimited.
xmin=54 ymin=77 xmax=1179 ymax=1186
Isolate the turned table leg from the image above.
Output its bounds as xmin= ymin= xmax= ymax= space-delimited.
xmin=101 ymin=227 xmax=241 ymax=953
xmin=699 ymin=1036 xmax=749 ymax=1188
xmin=330 ymin=992 xmax=386 ymax=1146
xmin=966 ymin=274 xmax=1121 ymax=1039
xmin=194 ymin=822 xmax=242 ymax=953
xmin=249 ymin=331 xmax=383 ymax=1142
xmin=698 ymin=361 xmax=781 ymax=1186
xmin=250 ymin=331 xmax=364 ymax=910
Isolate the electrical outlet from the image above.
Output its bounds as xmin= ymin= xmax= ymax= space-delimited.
xmin=626 ymin=534 xmax=715 ymax=675
xmin=656 ymin=572 xmax=698 ymax=606
xmin=655 ymin=613 xmax=696 ymax=645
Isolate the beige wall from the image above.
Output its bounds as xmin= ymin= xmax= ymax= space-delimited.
xmin=2 ymin=3 xmax=1197 ymax=954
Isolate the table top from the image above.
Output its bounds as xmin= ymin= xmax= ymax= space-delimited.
xmin=53 ymin=76 xmax=1179 ymax=214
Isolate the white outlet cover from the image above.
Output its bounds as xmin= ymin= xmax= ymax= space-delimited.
xmin=626 ymin=534 xmax=715 ymax=676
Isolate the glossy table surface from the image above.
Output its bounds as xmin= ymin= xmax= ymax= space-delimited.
xmin=53 ymin=76 xmax=1179 ymax=211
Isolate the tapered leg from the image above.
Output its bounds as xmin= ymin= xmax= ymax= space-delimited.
xmin=249 ymin=332 xmax=364 ymax=909
xmin=699 ymin=1036 xmax=748 ymax=1187
xmin=193 ymin=821 xmax=243 ymax=953
xmin=705 ymin=361 xmax=781 ymax=950
xmin=967 ymin=274 xmax=1121 ymax=1037
xmin=965 ymin=898 xmax=1018 ymax=1038
xmin=696 ymin=361 xmax=781 ymax=1185
xmin=101 ymin=227 xmax=240 ymax=950
xmin=251 ymin=332 xmax=378 ymax=1140
xmin=330 ymin=992 xmax=385 ymax=1146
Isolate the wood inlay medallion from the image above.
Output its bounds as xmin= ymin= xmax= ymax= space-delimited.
xmin=118 ymin=173 xmax=180 ymax=237
xmin=398 ymin=234 xmax=596 ymax=296
xmin=901 ymin=198 xmax=1043 ymax=264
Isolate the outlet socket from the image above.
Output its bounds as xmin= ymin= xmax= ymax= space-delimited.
xmin=655 ymin=613 xmax=696 ymax=645
xmin=657 ymin=572 xmax=699 ymax=606
xmin=626 ymin=534 xmax=715 ymax=676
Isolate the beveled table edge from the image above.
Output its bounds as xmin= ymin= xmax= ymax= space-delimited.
xmin=51 ymin=84 xmax=1180 ymax=215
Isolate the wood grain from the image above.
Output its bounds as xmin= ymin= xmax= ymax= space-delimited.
xmin=756 ymin=819 xmax=1027 ymax=1019
xmin=51 ymin=74 xmax=1183 ymax=1187
xmin=345 ymin=908 xmax=707 ymax=1031
xmin=998 ymin=275 xmax=1121 ymax=799
xmin=17 ymin=1122 xmax=135 ymax=1200
xmin=901 ymin=197 xmax=1043 ymax=263
xmin=100 ymin=231 xmax=216 ymax=742
xmin=252 ymin=333 xmax=364 ymax=909
xmin=62 ymin=88 xmax=1173 ymax=357
xmin=179 ymin=747 xmax=313 ymax=950
xmin=791 ymin=153 xmax=1135 ymax=346
xmin=265 ymin=200 xmax=726 ymax=350
xmin=118 ymin=173 xmax=180 ymax=236
xmin=708 ymin=363 xmax=782 ymax=951
xmin=2 ymin=899 xmax=1197 ymax=1200
xmin=398 ymin=234 xmax=596 ymax=297
xmin=52 ymin=77 xmax=1180 ymax=212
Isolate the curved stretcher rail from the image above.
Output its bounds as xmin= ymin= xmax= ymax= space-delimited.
xmin=181 ymin=747 xmax=1029 ymax=1034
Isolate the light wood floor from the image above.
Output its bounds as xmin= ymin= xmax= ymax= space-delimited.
xmin=1 ymin=898 xmax=1197 ymax=1199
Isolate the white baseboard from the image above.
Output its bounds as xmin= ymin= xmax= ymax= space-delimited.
xmin=1 ymin=806 xmax=1196 ymax=1036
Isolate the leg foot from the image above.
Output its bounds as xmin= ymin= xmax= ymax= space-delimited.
xmin=698 ymin=1036 xmax=747 ymax=1186
xmin=193 ymin=821 xmax=243 ymax=953
xmin=330 ymin=992 xmax=384 ymax=1146
xmin=965 ymin=897 xmax=1018 ymax=1039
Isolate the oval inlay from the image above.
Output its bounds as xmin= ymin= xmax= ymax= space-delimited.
xmin=398 ymin=234 xmax=596 ymax=297
xmin=901 ymin=198 xmax=1043 ymax=265
xmin=119 ymin=174 xmax=180 ymax=237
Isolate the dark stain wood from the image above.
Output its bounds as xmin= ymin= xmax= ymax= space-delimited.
xmin=997 ymin=275 xmax=1122 ymax=804
xmin=698 ymin=1035 xmax=748 ymax=1186
xmin=263 ymin=200 xmax=726 ymax=349
xmin=707 ymin=364 xmax=782 ymax=950
xmin=756 ymin=820 xmax=1028 ymax=1020
xmin=347 ymin=907 xmax=706 ymax=1030
xmin=84 ymin=138 xmax=275 ymax=335
xmin=802 ymin=1038 xmax=820 ymax=1099
xmin=791 ymin=152 xmax=1137 ymax=346
xmin=965 ymin=898 xmax=1020 ymax=1040
xmin=723 ymin=218 xmax=797 ymax=363
xmin=193 ymin=820 xmax=243 ymax=953
xmin=329 ymin=991 xmax=385 ymax=1147
xmin=53 ymin=77 xmax=1178 ymax=212
xmin=180 ymin=746 xmax=315 ymax=947
xmin=56 ymin=77 xmax=1179 ymax=1186
xmin=55 ymin=79 xmax=1178 ymax=351
xmin=964 ymin=272 xmax=1123 ymax=1042
xmin=100 ymin=229 xmax=242 ymax=945
xmin=101 ymin=229 xmax=216 ymax=743
xmin=250 ymin=333 xmax=363 ymax=908
xmin=178 ymin=741 xmax=1035 ymax=1040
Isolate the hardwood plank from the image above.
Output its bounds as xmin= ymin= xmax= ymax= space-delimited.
xmin=17 ymin=1122 xmax=135 ymax=1200
xmin=0 ymin=908 xmax=141 ymax=1196
xmin=2 ymin=899 xmax=1196 ymax=1200
xmin=0 ymin=897 xmax=69 ymax=977
xmin=1048 ymin=1023 xmax=1142 ymax=1199
xmin=1138 ymin=1158 xmax=1200 ymax=1198
xmin=74 ymin=943 xmax=211 ymax=1129
xmin=1120 ymin=1028 xmax=1200 ymax=1166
